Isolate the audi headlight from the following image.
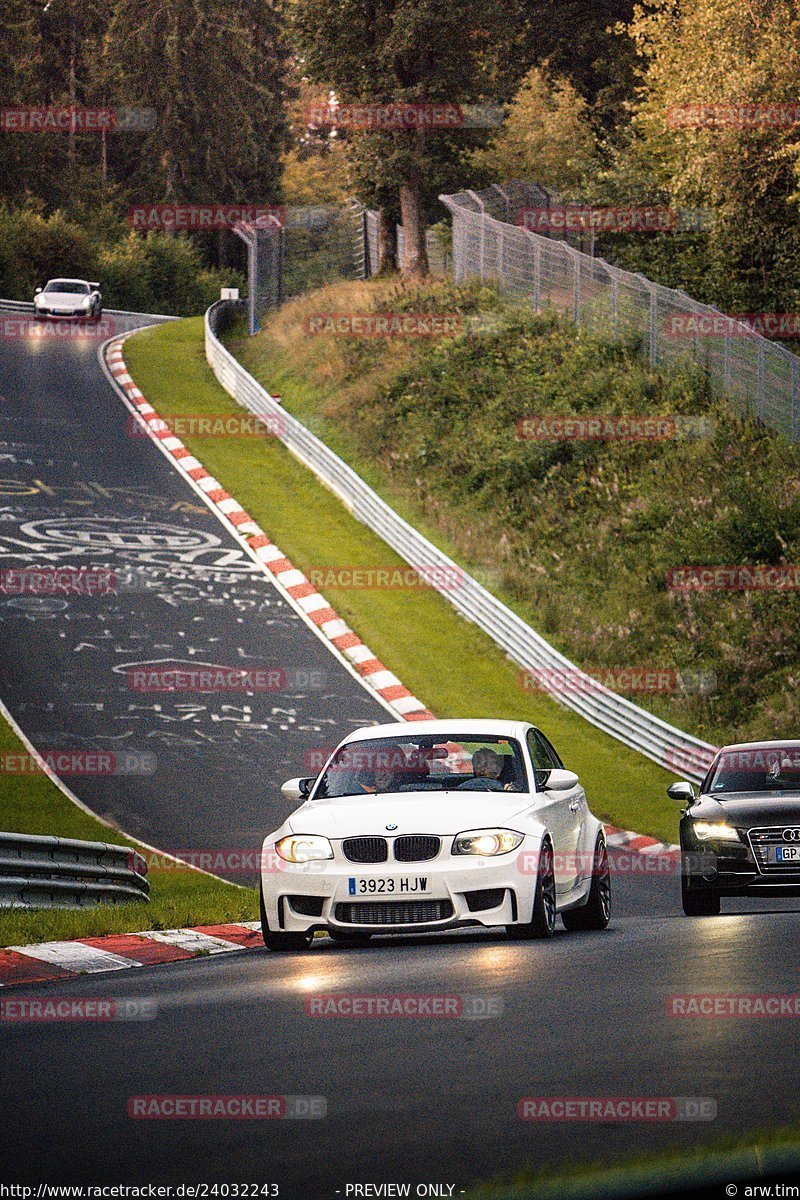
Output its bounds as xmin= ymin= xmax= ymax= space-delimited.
xmin=692 ymin=821 xmax=741 ymax=843
xmin=452 ymin=829 xmax=524 ymax=856
xmin=275 ymin=834 xmax=333 ymax=863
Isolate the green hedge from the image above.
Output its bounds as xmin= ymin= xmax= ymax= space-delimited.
xmin=0 ymin=205 xmax=244 ymax=316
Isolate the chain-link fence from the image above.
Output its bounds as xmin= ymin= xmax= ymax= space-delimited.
xmin=440 ymin=183 xmax=800 ymax=442
xmin=235 ymin=203 xmax=370 ymax=333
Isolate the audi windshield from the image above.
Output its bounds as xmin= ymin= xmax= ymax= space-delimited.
xmin=706 ymin=744 xmax=800 ymax=794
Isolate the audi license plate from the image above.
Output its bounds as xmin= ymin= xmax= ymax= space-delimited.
xmin=348 ymin=876 xmax=430 ymax=895
xmin=772 ymin=845 xmax=800 ymax=863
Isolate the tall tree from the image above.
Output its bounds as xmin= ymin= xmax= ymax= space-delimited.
xmin=294 ymin=0 xmax=514 ymax=276
xmin=620 ymin=0 xmax=800 ymax=308
xmin=105 ymin=0 xmax=293 ymax=206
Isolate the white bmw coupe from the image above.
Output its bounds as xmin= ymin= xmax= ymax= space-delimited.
xmin=259 ymin=719 xmax=610 ymax=950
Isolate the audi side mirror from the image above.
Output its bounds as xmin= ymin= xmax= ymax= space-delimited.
xmin=667 ymin=780 xmax=696 ymax=804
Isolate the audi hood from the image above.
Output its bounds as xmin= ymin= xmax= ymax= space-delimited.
xmin=691 ymin=792 xmax=800 ymax=828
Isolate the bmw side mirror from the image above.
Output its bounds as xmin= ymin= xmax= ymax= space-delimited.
xmin=34 ymin=287 xmax=42 ymax=295
xmin=543 ymin=768 xmax=579 ymax=791
xmin=281 ymin=776 xmax=315 ymax=803
xmin=667 ymin=780 xmax=696 ymax=804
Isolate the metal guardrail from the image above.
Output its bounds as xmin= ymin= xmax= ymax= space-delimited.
xmin=0 ymin=831 xmax=150 ymax=909
xmin=0 ymin=298 xmax=177 ymax=321
xmin=204 ymin=301 xmax=718 ymax=782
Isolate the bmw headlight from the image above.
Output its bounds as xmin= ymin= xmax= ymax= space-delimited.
xmin=81 ymin=296 xmax=92 ymax=310
xmin=452 ymin=829 xmax=523 ymax=856
xmin=692 ymin=821 xmax=741 ymax=843
xmin=275 ymin=834 xmax=333 ymax=863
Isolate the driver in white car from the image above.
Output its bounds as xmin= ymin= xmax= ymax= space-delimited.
xmin=469 ymin=747 xmax=514 ymax=791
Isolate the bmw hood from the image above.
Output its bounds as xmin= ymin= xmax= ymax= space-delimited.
xmin=284 ymin=791 xmax=531 ymax=838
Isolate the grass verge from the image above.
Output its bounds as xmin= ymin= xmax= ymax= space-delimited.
xmin=0 ymin=709 xmax=257 ymax=948
xmin=124 ymin=316 xmax=679 ymax=844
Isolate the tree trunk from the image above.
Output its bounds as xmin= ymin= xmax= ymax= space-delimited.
xmin=68 ymin=6 xmax=77 ymax=180
xmin=377 ymin=208 xmax=397 ymax=274
xmin=399 ymin=174 xmax=428 ymax=278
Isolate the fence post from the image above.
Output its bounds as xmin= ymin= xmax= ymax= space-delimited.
xmin=723 ymin=324 xmax=731 ymax=391
xmin=525 ymin=231 xmax=541 ymax=310
xmin=573 ymin=251 xmax=581 ymax=325
xmin=634 ymin=274 xmax=658 ymax=366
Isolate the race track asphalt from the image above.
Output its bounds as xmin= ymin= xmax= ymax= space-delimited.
xmin=0 ymin=313 xmax=387 ymax=877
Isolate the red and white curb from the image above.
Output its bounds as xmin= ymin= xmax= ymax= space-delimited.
xmin=104 ymin=338 xmax=435 ymax=723
xmin=0 ymin=923 xmax=263 ymax=988
xmin=603 ymin=824 xmax=678 ymax=856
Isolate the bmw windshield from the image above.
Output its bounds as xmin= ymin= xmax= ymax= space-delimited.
xmin=313 ymin=735 xmax=528 ymax=798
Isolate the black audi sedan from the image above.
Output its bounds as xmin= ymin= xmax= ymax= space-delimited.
xmin=669 ymin=741 xmax=800 ymax=915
